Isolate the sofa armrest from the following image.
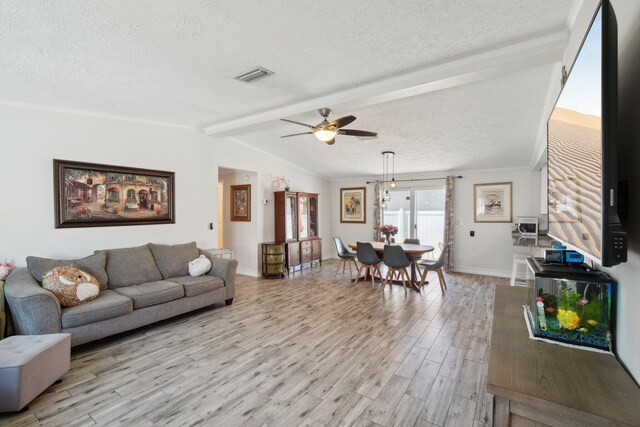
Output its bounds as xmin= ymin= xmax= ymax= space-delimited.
xmin=4 ymin=268 xmax=62 ymax=335
xmin=198 ymin=250 xmax=238 ymax=300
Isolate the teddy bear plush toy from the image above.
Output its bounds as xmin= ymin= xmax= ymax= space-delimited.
xmin=42 ymin=266 xmax=100 ymax=307
xmin=0 ymin=261 xmax=12 ymax=281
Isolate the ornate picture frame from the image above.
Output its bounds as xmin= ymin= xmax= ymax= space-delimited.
xmin=54 ymin=159 xmax=175 ymax=228
xmin=230 ymin=184 xmax=251 ymax=222
xmin=340 ymin=187 xmax=366 ymax=223
xmin=474 ymin=182 xmax=512 ymax=223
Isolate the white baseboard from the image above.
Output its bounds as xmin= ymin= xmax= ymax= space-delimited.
xmin=236 ymin=267 xmax=260 ymax=277
xmin=453 ymin=266 xmax=511 ymax=278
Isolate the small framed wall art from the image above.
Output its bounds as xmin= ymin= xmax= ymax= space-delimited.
xmin=474 ymin=182 xmax=512 ymax=223
xmin=340 ymin=187 xmax=366 ymax=223
xmin=230 ymin=184 xmax=251 ymax=222
xmin=54 ymin=159 xmax=175 ymax=228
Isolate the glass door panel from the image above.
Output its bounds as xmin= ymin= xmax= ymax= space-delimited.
xmin=309 ymin=195 xmax=318 ymax=238
xmin=415 ymin=188 xmax=446 ymax=259
xmin=382 ymin=190 xmax=410 ymax=242
xmin=285 ymin=194 xmax=297 ymax=241
xmin=298 ymin=194 xmax=309 ymax=239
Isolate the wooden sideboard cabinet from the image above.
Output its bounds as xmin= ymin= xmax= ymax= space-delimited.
xmin=275 ymin=190 xmax=322 ymax=273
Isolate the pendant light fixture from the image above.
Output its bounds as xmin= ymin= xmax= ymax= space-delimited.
xmin=389 ymin=152 xmax=397 ymax=188
xmin=380 ymin=151 xmax=395 ymax=209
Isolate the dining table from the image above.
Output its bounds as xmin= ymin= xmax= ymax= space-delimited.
xmin=348 ymin=242 xmax=435 ymax=292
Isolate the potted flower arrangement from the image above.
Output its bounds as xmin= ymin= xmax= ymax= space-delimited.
xmin=272 ymin=176 xmax=290 ymax=191
xmin=379 ymin=224 xmax=398 ymax=245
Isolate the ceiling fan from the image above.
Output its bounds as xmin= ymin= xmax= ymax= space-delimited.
xmin=280 ymin=108 xmax=377 ymax=145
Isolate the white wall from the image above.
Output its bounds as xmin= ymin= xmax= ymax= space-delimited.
xmin=0 ymin=105 xmax=332 ymax=278
xmin=0 ymin=105 xmax=219 ymax=263
xmin=331 ymin=167 xmax=542 ymax=277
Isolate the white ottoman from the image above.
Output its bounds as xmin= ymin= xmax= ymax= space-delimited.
xmin=0 ymin=334 xmax=71 ymax=412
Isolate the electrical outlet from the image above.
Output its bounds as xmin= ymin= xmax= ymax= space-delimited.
xmin=470 ymin=230 xmax=475 ymax=237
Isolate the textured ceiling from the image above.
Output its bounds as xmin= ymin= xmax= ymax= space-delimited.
xmin=1 ymin=0 xmax=573 ymax=127
xmin=1 ymin=1 xmax=577 ymax=177
xmin=235 ymin=63 xmax=556 ymax=178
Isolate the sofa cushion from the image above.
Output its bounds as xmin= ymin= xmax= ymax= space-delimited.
xmin=149 ymin=242 xmax=199 ymax=279
xmin=113 ymin=280 xmax=184 ymax=309
xmin=27 ymin=252 xmax=109 ymax=290
xmin=104 ymin=245 xmax=162 ymax=289
xmin=61 ymin=290 xmax=133 ymax=329
xmin=169 ymin=275 xmax=225 ymax=297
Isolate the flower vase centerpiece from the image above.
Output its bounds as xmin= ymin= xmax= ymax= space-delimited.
xmin=379 ymin=225 xmax=398 ymax=245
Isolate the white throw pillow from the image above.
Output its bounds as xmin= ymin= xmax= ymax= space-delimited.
xmin=188 ymin=255 xmax=212 ymax=277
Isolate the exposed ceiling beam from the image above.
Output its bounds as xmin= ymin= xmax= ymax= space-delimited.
xmin=202 ymin=31 xmax=568 ymax=136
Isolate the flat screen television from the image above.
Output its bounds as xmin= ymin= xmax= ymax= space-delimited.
xmin=547 ymin=0 xmax=627 ymax=267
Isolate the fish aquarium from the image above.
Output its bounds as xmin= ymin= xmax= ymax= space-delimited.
xmin=525 ymin=257 xmax=615 ymax=351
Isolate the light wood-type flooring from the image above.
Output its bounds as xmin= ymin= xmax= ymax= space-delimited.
xmin=1 ymin=261 xmax=504 ymax=427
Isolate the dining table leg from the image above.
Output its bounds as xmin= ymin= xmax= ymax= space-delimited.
xmin=409 ymin=259 xmax=422 ymax=292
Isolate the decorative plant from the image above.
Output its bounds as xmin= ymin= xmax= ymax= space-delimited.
xmin=0 ymin=261 xmax=12 ymax=281
xmin=555 ymin=288 xmax=605 ymax=332
xmin=272 ymin=176 xmax=290 ymax=191
xmin=557 ymin=289 xmax=583 ymax=330
xmin=378 ymin=225 xmax=398 ymax=243
xmin=581 ymin=293 xmax=604 ymax=331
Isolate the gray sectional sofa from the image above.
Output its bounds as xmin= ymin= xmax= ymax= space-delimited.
xmin=4 ymin=242 xmax=238 ymax=347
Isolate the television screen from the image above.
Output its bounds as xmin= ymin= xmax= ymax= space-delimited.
xmin=548 ymin=7 xmax=603 ymax=262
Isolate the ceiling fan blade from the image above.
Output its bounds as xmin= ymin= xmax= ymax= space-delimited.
xmin=329 ymin=115 xmax=356 ymax=129
xmin=339 ymin=129 xmax=378 ymax=137
xmin=280 ymin=118 xmax=315 ymax=129
xmin=325 ymin=138 xmax=336 ymax=145
xmin=280 ymin=132 xmax=313 ymax=138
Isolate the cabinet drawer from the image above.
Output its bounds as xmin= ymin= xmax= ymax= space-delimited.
xmin=265 ymin=264 xmax=284 ymax=274
xmin=301 ymin=252 xmax=312 ymax=263
xmin=264 ymin=244 xmax=284 ymax=254
xmin=265 ymin=254 xmax=284 ymax=264
xmin=300 ymin=241 xmax=312 ymax=250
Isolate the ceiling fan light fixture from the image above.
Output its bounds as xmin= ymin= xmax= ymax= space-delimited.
xmin=314 ymin=129 xmax=338 ymax=142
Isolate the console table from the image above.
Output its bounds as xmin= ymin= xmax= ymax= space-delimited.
xmin=487 ymin=286 xmax=640 ymax=427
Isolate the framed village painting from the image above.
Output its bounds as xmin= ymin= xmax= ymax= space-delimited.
xmin=474 ymin=182 xmax=512 ymax=223
xmin=230 ymin=184 xmax=251 ymax=222
xmin=340 ymin=187 xmax=366 ymax=223
xmin=54 ymin=159 xmax=175 ymax=228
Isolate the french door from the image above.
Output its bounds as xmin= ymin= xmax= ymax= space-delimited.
xmin=382 ymin=185 xmax=446 ymax=258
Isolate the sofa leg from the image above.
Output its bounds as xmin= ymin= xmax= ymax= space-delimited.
xmin=225 ymin=298 xmax=234 ymax=306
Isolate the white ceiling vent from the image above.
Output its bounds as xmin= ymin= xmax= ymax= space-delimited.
xmin=234 ymin=67 xmax=274 ymax=83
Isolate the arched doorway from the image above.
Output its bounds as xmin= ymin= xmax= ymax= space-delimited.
xmin=138 ymin=189 xmax=149 ymax=209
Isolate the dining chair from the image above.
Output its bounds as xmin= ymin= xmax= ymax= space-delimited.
xmin=416 ymin=242 xmax=450 ymax=294
xmin=403 ymin=238 xmax=434 ymax=260
xmin=355 ymin=242 xmax=382 ymax=287
xmin=382 ymin=244 xmax=412 ymax=292
xmin=333 ymin=237 xmax=358 ymax=280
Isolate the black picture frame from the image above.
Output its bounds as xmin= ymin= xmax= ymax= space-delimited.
xmin=54 ymin=159 xmax=175 ymax=228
